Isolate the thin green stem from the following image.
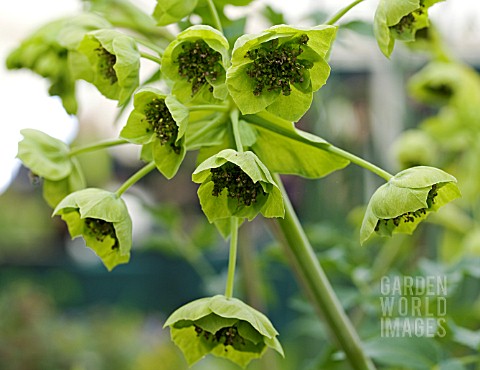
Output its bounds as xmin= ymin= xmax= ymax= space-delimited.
xmin=135 ymin=38 xmax=164 ymax=56
xmin=325 ymin=0 xmax=365 ymax=25
xmin=206 ymin=0 xmax=223 ymax=33
xmin=225 ymin=217 xmax=239 ymax=298
xmin=114 ymin=161 xmax=156 ymax=197
xmin=69 ymin=138 xmax=129 ymax=157
xmin=271 ymin=174 xmax=376 ymax=370
xmin=325 ymin=146 xmax=393 ymax=181
xmin=188 ymin=104 xmax=230 ymax=112
xmin=231 ymin=109 xmax=243 ymax=153
xmin=140 ymin=51 xmax=162 ymax=65
xmin=246 ymin=113 xmax=393 ymax=181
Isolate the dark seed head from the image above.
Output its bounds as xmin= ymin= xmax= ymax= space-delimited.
xmin=84 ymin=217 xmax=119 ymax=250
xmin=95 ymin=46 xmax=117 ymax=85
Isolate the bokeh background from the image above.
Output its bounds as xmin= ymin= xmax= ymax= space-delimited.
xmin=1 ymin=1 xmax=480 ymax=369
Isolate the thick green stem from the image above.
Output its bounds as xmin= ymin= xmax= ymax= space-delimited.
xmin=246 ymin=113 xmax=393 ymax=181
xmin=225 ymin=217 xmax=239 ymax=298
xmin=140 ymin=51 xmax=162 ymax=65
xmin=206 ymin=0 xmax=223 ymax=33
xmin=325 ymin=0 xmax=365 ymax=25
xmin=69 ymin=138 xmax=129 ymax=157
xmin=115 ymin=161 xmax=156 ymax=197
xmin=272 ymin=175 xmax=376 ymax=370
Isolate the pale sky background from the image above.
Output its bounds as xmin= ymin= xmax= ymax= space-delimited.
xmin=1 ymin=0 xmax=479 ymax=194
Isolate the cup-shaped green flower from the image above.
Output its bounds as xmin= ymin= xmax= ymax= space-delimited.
xmin=17 ymin=129 xmax=86 ymax=208
xmin=374 ymin=0 xmax=443 ymax=58
xmin=120 ymin=88 xmax=188 ymax=179
xmin=161 ymin=25 xmax=230 ymax=103
xmin=164 ymin=295 xmax=284 ymax=368
xmin=392 ymin=130 xmax=437 ymax=169
xmin=360 ymin=166 xmax=461 ymax=244
xmin=192 ymin=149 xmax=284 ymax=222
xmin=53 ymin=188 xmax=132 ymax=271
xmin=70 ymin=29 xmax=140 ymax=106
xmin=226 ymin=25 xmax=336 ymax=122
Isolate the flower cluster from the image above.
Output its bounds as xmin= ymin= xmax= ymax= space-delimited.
xmin=361 ymin=166 xmax=461 ymax=244
xmin=176 ymin=40 xmax=223 ymax=96
xmin=164 ymin=295 xmax=283 ymax=367
xmin=245 ymin=34 xmax=312 ymax=97
xmin=210 ymin=162 xmax=266 ymax=207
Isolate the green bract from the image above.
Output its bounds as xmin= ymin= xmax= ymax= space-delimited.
xmin=360 ymin=166 xmax=461 ymax=244
xmin=161 ymin=25 xmax=230 ymax=103
xmin=153 ymin=0 xmax=198 ymax=26
xmin=164 ymin=295 xmax=284 ymax=367
xmin=192 ymin=149 xmax=284 ymax=222
xmin=226 ymin=24 xmax=336 ymax=122
xmin=120 ymin=88 xmax=188 ymax=179
xmin=374 ymin=0 xmax=443 ymax=58
xmin=70 ymin=29 xmax=140 ymax=105
xmin=53 ymin=188 xmax=132 ymax=271
xmin=17 ymin=129 xmax=86 ymax=207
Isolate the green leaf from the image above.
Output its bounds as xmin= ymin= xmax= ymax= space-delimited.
xmin=245 ymin=112 xmax=350 ymax=178
xmin=53 ymin=188 xmax=132 ymax=270
xmin=17 ymin=129 xmax=72 ymax=181
xmin=192 ymin=150 xmax=284 ymax=222
xmin=227 ymin=24 xmax=336 ymax=122
xmin=360 ymin=166 xmax=461 ymax=244
xmin=161 ymin=25 xmax=230 ymax=104
xmin=374 ymin=0 xmax=443 ymax=57
xmin=71 ymin=29 xmax=140 ymax=106
xmin=153 ymin=0 xmax=198 ymax=26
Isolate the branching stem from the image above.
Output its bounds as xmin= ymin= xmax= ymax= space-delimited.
xmin=206 ymin=0 xmax=223 ymax=33
xmin=115 ymin=161 xmax=156 ymax=197
xmin=140 ymin=51 xmax=162 ymax=64
xmin=325 ymin=0 xmax=365 ymax=25
xmin=68 ymin=138 xmax=129 ymax=157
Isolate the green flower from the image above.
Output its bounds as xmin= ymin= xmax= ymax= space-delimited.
xmin=120 ymin=88 xmax=188 ymax=179
xmin=17 ymin=129 xmax=86 ymax=208
xmin=226 ymin=25 xmax=336 ymax=122
xmin=70 ymin=29 xmax=140 ymax=105
xmin=53 ymin=188 xmax=132 ymax=271
xmin=360 ymin=166 xmax=461 ymax=244
xmin=392 ymin=129 xmax=437 ymax=169
xmin=374 ymin=0 xmax=443 ymax=58
xmin=161 ymin=25 xmax=230 ymax=103
xmin=164 ymin=295 xmax=284 ymax=368
xmin=192 ymin=149 xmax=284 ymax=222
xmin=6 ymin=14 xmax=109 ymax=114
xmin=153 ymin=0 xmax=198 ymax=26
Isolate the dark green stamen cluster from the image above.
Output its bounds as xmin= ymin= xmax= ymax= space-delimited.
xmin=175 ymin=40 xmax=222 ymax=96
xmin=95 ymin=46 xmax=117 ymax=85
xmin=375 ymin=184 xmax=439 ymax=231
xmin=390 ymin=2 xmax=425 ymax=36
xmin=245 ymin=34 xmax=313 ymax=96
xmin=194 ymin=324 xmax=245 ymax=350
xmin=144 ymin=98 xmax=180 ymax=154
xmin=85 ymin=217 xmax=119 ymax=250
xmin=210 ymin=162 xmax=265 ymax=207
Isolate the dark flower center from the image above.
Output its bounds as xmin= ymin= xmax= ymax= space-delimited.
xmin=85 ymin=217 xmax=119 ymax=250
xmin=244 ymin=34 xmax=313 ymax=96
xmin=374 ymin=184 xmax=439 ymax=231
xmin=95 ymin=46 xmax=117 ymax=85
xmin=144 ymin=98 xmax=181 ymax=154
xmin=194 ymin=324 xmax=246 ymax=350
xmin=175 ymin=40 xmax=222 ymax=96
xmin=210 ymin=162 xmax=265 ymax=207
xmin=390 ymin=1 xmax=426 ymax=36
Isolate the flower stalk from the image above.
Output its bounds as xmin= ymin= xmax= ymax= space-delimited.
xmin=325 ymin=0 xmax=365 ymax=26
xmin=225 ymin=217 xmax=239 ymax=298
xmin=114 ymin=161 xmax=156 ymax=197
xmin=271 ymin=174 xmax=376 ymax=370
xmin=68 ymin=138 xmax=130 ymax=157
